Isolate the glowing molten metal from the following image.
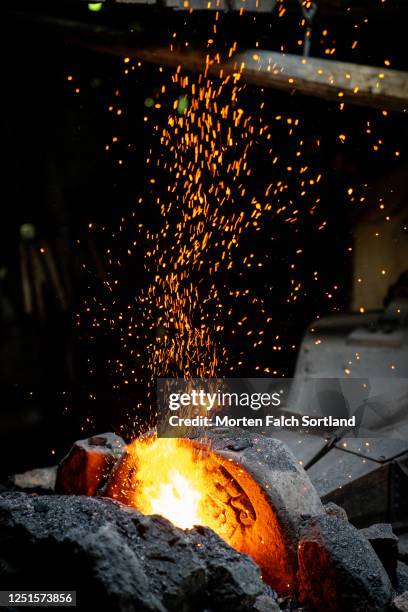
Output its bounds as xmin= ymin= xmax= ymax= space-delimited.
xmin=128 ymin=437 xmax=211 ymax=530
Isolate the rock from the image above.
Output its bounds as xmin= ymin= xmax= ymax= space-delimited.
xmin=188 ymin=525 xmax=265 ymax=610
xmin=298 ymin=515 xmax=392 ymax=611
xmin=394 ymin=592 xmax=408 ymax=612
xmin=192 ymin=430 xmax=325 ymax=596
xmin=324 ymin=501 xmax=348 ymax=521
xmin=252 ymin=594 xmax=280 ymax=611
xmin=399 ymin=533 xmax=408 ymax=563
xmin=56 ymin=432 xmax=125 ymax=496
xmin=0 ymin=491 xmax=264 ymax=611
xmin=13 ymin=466 xmax=57 ymax=491
xmin=107 ymin=429 xmax=325 ymax=596
xmin=397 ymin=562 xmax=408 ymax=594
xmin=360 ymin=523 xmax=398 ymax=584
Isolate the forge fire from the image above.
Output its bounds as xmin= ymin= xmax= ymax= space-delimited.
xmin=115 ymin=437 xmax=210 ymax=530
xmin=59 ymin=429 xmax=329 ymax=595
xmin=1 ymin=0 xmax=408 ymax=611
xmin=7 ymin=426 xmax=403 ymax=612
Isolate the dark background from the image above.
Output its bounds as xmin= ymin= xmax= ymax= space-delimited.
xmin=0 ymin=0 xmax=407 ymax=475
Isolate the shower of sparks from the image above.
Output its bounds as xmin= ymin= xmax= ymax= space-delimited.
xmin=70 ymin=8 xmax=405 ymax=436
xmin=95 ymin=50 xmax=328 ymax=433
xmin=143 ymin=63 xmax=267 ymax=381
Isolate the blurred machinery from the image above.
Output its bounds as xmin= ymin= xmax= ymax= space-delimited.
xmin=274 ymin=297 xmax=408 ymax=532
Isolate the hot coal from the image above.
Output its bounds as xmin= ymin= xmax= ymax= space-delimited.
xmin=106 ymin=429 xmax=325 ymax=595
xmin=4 ymin=431 xmax=406 ymax=612
xmin=55 ymin=432 xmax=125 ymax=496
xmin=298 ymin=514 xmax=392 ymax=612
xmin=0 ymin=491 xmax=266 ymax=612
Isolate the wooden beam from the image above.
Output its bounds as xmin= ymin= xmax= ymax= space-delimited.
xmin=5 ymin=10 xmax=408 ymax=111
xmin=229 ymin=51 xmax=408 ymax=112
xmin=88 ymin=44 xmax=408 ymax=112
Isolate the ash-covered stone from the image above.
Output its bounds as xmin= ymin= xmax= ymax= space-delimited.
xmin=56 ymin=432 xmax=125 ymax=496
xmin=394 ymin=591 xmax=408 ymax=612
xmin=0 ymin=491 xmax=264 ymax=611
xmin=397 ymin=562 xmax=408 ymax=595
xmin=187 ymin=524 xmax=264 ymax=609
xmin=324 ymin=501 xmax=348 ymax=521
xmin=360 ymin=523 xmax=398 ymax=585
xmin=252 ymin=594 xmax=280 ymax=611
xmin=399 ymin=533 xmax=408 ymax=563
xmin=298 ymin=514 xmax=392 ymax=612
xmin=13 ymin=466 xmax=57 ymax=492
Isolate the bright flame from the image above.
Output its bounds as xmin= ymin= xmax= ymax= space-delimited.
xmin=150 ymin=469 xmax=201 ymax=528
xmin=110 ymin=435 xmax=291 ymax=593
xmin=129 ymin=437 xmax=208 ymax=529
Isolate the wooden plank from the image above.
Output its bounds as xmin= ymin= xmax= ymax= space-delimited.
xmin=230 ymin=50 xmax=408 ymax=112
xmin=109 ymin=46 xmax=408 ymax=112
xmin=5 ymin=10 xmax=408 ymax=111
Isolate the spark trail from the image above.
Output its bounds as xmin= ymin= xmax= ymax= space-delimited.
xmin=139 ymin=61 xmax=278 ymax=391
xmin=95 ymin=49 xmax=326 ymax=432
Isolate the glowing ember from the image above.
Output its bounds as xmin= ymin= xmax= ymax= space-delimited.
xmin=128 ymin=437 xmax=210 ymax=530
xmin=149 ymin=470 xmax=201 ymax=529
